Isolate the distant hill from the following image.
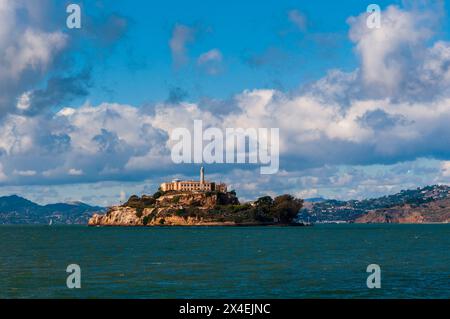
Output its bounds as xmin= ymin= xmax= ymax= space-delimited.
xmin=355 ymin=198 xmax=450 ymax=223
xmin=298 ymin=185 xmax=450 ymax=223
xmin=0 ymin=195 xmax=104 ymax=225
xmin=0 ymin=195 xmax=40 ymax=211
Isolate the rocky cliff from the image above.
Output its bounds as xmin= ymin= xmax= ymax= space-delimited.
xmin=88 ymin=206 xmax=239 ymax=226
xmin=89 ymin=191 xmax=240 ymax=226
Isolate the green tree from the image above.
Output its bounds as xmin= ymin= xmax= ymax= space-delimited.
xmin=153 ymin=190 xmax=164 ymax=199
xmin=255 ymin=196 xmax=273 ymax=206
xmin=143 ymin=215 xmax=150 ymax=225
xmin=135 ymin=207 xmax=144 ymax=218
xmin=271 ymin=195 xmax=304 ymax=223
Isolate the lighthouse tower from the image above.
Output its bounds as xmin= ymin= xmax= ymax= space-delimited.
xmin=200 ymin=166 xmax=205 ymax=184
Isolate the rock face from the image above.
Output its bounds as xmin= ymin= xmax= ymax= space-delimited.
xmin=88 ymin=206 xmax=236 ymax=226
xmin=88 ymin=191 xmax=242 ymax=226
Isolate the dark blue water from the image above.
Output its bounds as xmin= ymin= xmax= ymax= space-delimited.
xmin=0 ymin=224 xmax=448 ymax=298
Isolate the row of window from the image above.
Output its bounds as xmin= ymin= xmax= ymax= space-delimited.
xmin=162 ymin=182 xmax=215 ymax=191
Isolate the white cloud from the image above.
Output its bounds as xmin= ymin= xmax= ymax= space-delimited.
xmin=420 ymin=41 xmax=450 ymax=88
xmin=198 ymin=49 xmax=222 ymax=64
xmin=0 ymin=114 xmax=36 ymax=155
xmin=296 ymin=188 xmax=318 ymax=199
xmin=0 ymin=102 xmax=170 ymax=185
xmin=347 ymin=5 xmax=440 ymax=98
xmin=169 ymin=24 xmax=195 ymax=67
xmin=16 ymin=91 xmax=31 ymax=110
xmin=0 ymin=0 xmax=128 ymax=117
xmin=2 ymin=82 xmax=450 ymax=187
xmin=13 ymin=170 xmax=36 ymax=176
xmin=0 ymin=1 xmax=68 ymax=115
xmin=197 ymin=49 xmax=223 ymax=75
xmin=5 ymin=28 xmax=67 ymax=78
xmin=57 ymin=107 xmax=76 ymax=117
xmin=68 ymin=168 xmax=83 ymax=176
xmin=0 ymin=163 xmax=7 ymax=182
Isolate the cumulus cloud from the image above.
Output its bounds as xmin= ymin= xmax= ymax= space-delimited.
xmin=347 ymin=5 xmax=446 ymax=100
xmin=4 ymin=28 xmax=67 ymax=78
xmin=0 ymin=0 xmax=129 ymax=118
xmin=21 ymin=70 xmax=92 ymax=115
xmin=0 ymin=103 xmax=169 ymax=185
xmin=152 ymin=5 xmax=450 ymax=175
xmin=0 ymin=1 xmax=68 ymax=116
xmin=2 ymin=87 xmax=450 ymax=189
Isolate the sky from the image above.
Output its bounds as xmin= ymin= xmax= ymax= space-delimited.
xmin=1 ymin=0 xmax=450 ymax=206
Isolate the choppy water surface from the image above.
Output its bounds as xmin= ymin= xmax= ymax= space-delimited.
xmin=0 ymin=224 xmax=448 ymax=298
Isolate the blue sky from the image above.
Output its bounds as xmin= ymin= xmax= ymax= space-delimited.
xmin=1 ymin=0 xmax=450 ymax=205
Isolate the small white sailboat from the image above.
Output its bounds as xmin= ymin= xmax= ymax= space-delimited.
xmin=48 ymin=219 xmax=53 ymax=226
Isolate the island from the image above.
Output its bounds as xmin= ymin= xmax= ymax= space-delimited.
xmin=88 ymin=167 xmax=304 ymax=226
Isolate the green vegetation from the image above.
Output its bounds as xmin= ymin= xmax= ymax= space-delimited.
xmin=135 ymin=207 xmax=144 ymax=218
xmin=174 ymin=207 xmax=186 ymax=216
xmin=123 ymin=195 xmax=155 ymax=209
xmin=142 ymin=215 xmax=150 ymax=225
xmin=120 ymin=189 xmax=304 ymax=225
xmin=172 ymin=195 xmax=181 ymax=204
xmin=253 ymin=194 xmax=304 ymax=223
xmin=153 ymin=188 xmax=164 ymax=199
xmin=210 ymin=194 xmax=303 ymax=224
